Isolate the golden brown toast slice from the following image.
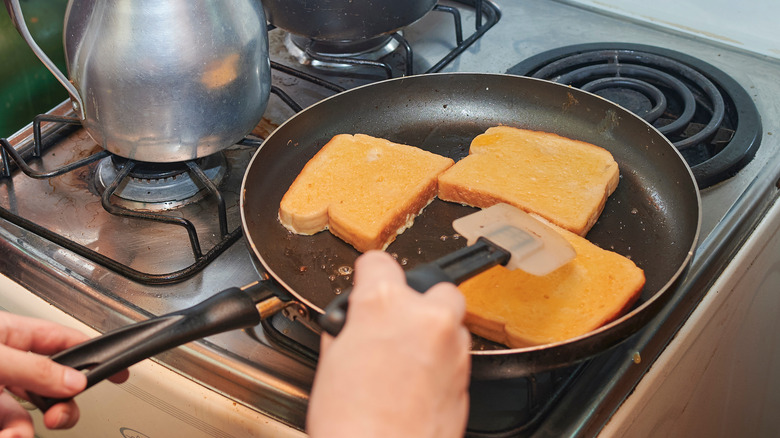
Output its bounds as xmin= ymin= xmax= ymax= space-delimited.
xmin=278 ymin=133 xmax=454 ymax=252
xmin=438 ymin=126 xmax=620 ymax=236
xmin=459 ymin=218 xmax=644 ymax=348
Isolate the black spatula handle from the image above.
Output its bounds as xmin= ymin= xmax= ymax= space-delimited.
xmin=319 ymin=237 xmax=510 ymax=336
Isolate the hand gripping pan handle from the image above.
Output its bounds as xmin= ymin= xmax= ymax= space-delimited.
xmin=28 ymin=282 xmax=282 ymax=412
xmin=319 ymin=204 xmax=577 ymax=336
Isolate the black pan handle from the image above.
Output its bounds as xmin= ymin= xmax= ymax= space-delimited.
xmin=319 ymin=237 xmax=510 ymax=336
xmin=28 ymin=282 xmax=282 ymax=412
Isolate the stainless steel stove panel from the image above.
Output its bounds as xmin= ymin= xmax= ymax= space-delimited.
xmin=1 ymin=0 xmax=780 ymax=435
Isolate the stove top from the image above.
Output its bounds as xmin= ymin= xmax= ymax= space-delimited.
xmin=1 ymin=0 xmax=779 ymax=436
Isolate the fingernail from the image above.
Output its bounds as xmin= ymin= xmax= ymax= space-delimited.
xmin=63 ymin=368 xmax=86 ymax=392
xmin=56 ymin=410 xmax=71 ymax=428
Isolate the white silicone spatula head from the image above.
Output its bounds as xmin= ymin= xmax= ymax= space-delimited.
xmin=452 ymin=203 xmax=576 ymax=276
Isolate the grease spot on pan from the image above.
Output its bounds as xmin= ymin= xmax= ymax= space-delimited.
xmin=563 ymin=91 xmax=578 ymax=111
xmin=337 ymin=265 xmax=353 ymax=276
xmin=597 ymin=108 xmax=620 ymax=139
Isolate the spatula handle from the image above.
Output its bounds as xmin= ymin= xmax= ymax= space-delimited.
xmin=319 ymin=238 xmax=510 ymax=336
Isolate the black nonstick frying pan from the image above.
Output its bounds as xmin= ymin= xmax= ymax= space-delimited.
xmin=244 ymin=72 xmax=700 ymax=378
xmin=31 ymin=73 xmax=700 ymax=410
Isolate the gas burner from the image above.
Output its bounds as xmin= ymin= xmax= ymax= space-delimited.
xmin=284 ymin=33 xmax=401 ymax=71
xmin=267 ymin=0 xmax=501 ymax=79
xmin=507 ymin=43 xmax=762 ymax=188
xmin=94 ymin=153 xmax=227 ymax=211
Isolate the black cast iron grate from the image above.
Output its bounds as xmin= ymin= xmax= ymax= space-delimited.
xmin=0 ymin=115 xmax=243 ymax=285
xmin=275 ymin=0 xmax=501 ymax=78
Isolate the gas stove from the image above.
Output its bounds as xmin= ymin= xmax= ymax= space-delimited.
xmin=1 ymin=1 xmax=779 ymax=437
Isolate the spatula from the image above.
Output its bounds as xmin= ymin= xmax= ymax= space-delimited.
xmin=319 ymin=203 xmax=577 ymax=335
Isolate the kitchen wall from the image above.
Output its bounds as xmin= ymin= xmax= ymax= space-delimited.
xmin=561 ymin=0 xmax=780 ymax=59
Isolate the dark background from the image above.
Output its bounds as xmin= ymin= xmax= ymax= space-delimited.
xmin=1 ymin=0 xmax=68 ymax=138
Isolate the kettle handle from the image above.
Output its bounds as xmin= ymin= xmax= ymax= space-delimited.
xmin=4 ymin=0 xmax=85 ymax=119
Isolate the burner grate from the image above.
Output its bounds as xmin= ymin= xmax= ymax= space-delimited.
xmin=0 ymin=118 xmax=242 ymax=285
xmin=276 ymin=0 xmax=500 ymax=78
xmin=0 ymin=114 xmax=108 ymax=178
xmin=94 ymin=153 xmax=228 ymax=210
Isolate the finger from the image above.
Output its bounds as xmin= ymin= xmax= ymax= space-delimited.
xmin=423 ymin=282 xmax=467 ymax=321
xmin=42 ymin=399 xmax=81 ymax=430
xmin=0 ymin=312 xmax=89 ymax=355
xmin=0 ymin=345 xmax=86 ymax=399
xmin=7 ymin=385 xmax=82 ymax=430
xmin=0 ymin=391 xmax=34 ymax=438
xmin=334 ymin=251 xmax=407 ymax=334
xmin=351 ymin=251 xmax=406 ymax=294
xmin=319 ymin=332 xmax=334 ymax=353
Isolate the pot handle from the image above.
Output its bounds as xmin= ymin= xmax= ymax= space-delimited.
xmin=3 ymin=0 xmax=85 ymax=119
xmin=319 ymin=238 xmax=510 ymax=336
xmin=27 ymin=281 xmax=287 ymax=413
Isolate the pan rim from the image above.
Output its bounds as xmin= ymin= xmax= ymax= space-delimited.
xmin=240 ymin=72 xmax=702 ymax=357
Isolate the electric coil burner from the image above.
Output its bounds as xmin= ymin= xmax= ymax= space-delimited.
xmin=507 ymin=43 xmax=762 ymax=188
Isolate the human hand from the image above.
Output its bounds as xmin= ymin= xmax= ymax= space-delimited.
xmin=307 ymin=250 xmax=471 ymax=438
xmin=0 ymin=311 xmax=126 ymax=438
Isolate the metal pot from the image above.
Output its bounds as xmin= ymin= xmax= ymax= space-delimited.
xmin=262 ymin=0 xmax=438 ymax=41
xmin=4 ymin=0 xmax=272 ymax=163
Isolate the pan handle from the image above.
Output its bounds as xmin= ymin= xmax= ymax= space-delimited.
xmin=27 ymin=281 xmax=284 ymax=413
xmin=319 ymin=237 xmax=510 ymax=336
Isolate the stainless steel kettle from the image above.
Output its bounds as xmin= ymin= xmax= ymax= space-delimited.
xmin=5 ymin=0 xmax=271 ymax=163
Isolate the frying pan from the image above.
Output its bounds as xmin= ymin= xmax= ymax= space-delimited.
xmin=243 ymin=72 xmax=700 ymax=378
xmin=30 ymin=73 xmax=700 ymax=410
